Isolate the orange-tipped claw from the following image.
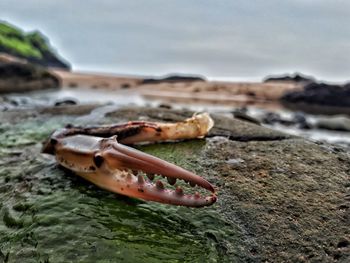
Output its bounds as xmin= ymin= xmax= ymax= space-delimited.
xmin=91 ymin=140 xmax=217 ymax=207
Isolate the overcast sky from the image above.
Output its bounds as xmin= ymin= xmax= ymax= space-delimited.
xmin=1 ymin=0 xmax=350 ymax=81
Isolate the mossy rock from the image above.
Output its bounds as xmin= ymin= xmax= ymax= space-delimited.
xmin=0 ymin=105 xmax=349 ymax=262
xmin=0 ymin=21 xmax=69 ymax=69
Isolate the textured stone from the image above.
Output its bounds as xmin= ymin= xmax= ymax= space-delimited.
xmin=0 ymin=106 xmax=349 ymax=262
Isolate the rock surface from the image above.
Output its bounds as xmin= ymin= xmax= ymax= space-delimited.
xmin=0 ymin=21 xmax=70 ymax=69
xmin=0 ymin=105 xmax=349 ymax=262
xmin=0 ymin=61 xmax=60 ymax=93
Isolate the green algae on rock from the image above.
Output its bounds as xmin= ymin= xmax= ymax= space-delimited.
xmin=0 ymin=105 xmax=349 ymax=262
xmin=0 ymin=21 xmax=69 ymax=69
xmin=0 ymin=107 xmax=244 ymax=262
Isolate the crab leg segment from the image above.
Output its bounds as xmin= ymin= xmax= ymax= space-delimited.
xmin=43 ymin=113 xmax=214 ymax=152
xmin=119 ymin=112 xmax=214 ymax=144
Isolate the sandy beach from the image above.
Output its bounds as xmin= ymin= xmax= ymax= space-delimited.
xmin=53 ymin=69 xmax=303 ymax=106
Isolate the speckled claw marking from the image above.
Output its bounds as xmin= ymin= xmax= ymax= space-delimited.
xmin=42 ymin=113 xmax=217 ymax=207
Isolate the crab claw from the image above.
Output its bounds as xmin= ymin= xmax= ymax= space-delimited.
xmin=44 ymin=112 xmax=217 ymax=207
xmin=83 ymin=140 xmax=217 ymax=207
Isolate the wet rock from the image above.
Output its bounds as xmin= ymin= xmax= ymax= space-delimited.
xmin=232 ymin=109 xmax=261 ymax=125
xmin=157 ymin=103 xmax=172 ymax=109
xmin=292 ymin=112 xmax=311 ymax=129
xmin=258 ymin=110 xmax=312 ymax=129
xmin=262 ymin=111 xmax=284 ymax=125
xmin=315 ymin=116 xmax=350 ymax=131
xmin=0 ymin=62 xmax=60 ymax=93
xmin=54 ymin=98 xmax=78 ymax=106
xmin=261 ymin=111 xmax=299 ymax=126
xmin=0 ymin=105 xmax=349 ymax=262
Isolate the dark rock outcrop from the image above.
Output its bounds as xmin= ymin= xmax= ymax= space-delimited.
xmin=0 ymin=21 xmax=70 ymax=69
xmin=264 ymin=72 xmax=315 ymax=84
xmin=0 ymin=62 xmax=60 ymax=93
xmin=281 ymin=82 xmax=350 ymax=109
xmin=142 ymin=74 xmax=206 ymax=84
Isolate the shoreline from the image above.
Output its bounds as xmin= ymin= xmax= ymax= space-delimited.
xmin=52 ymin=69 xmax=303 ymax=103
